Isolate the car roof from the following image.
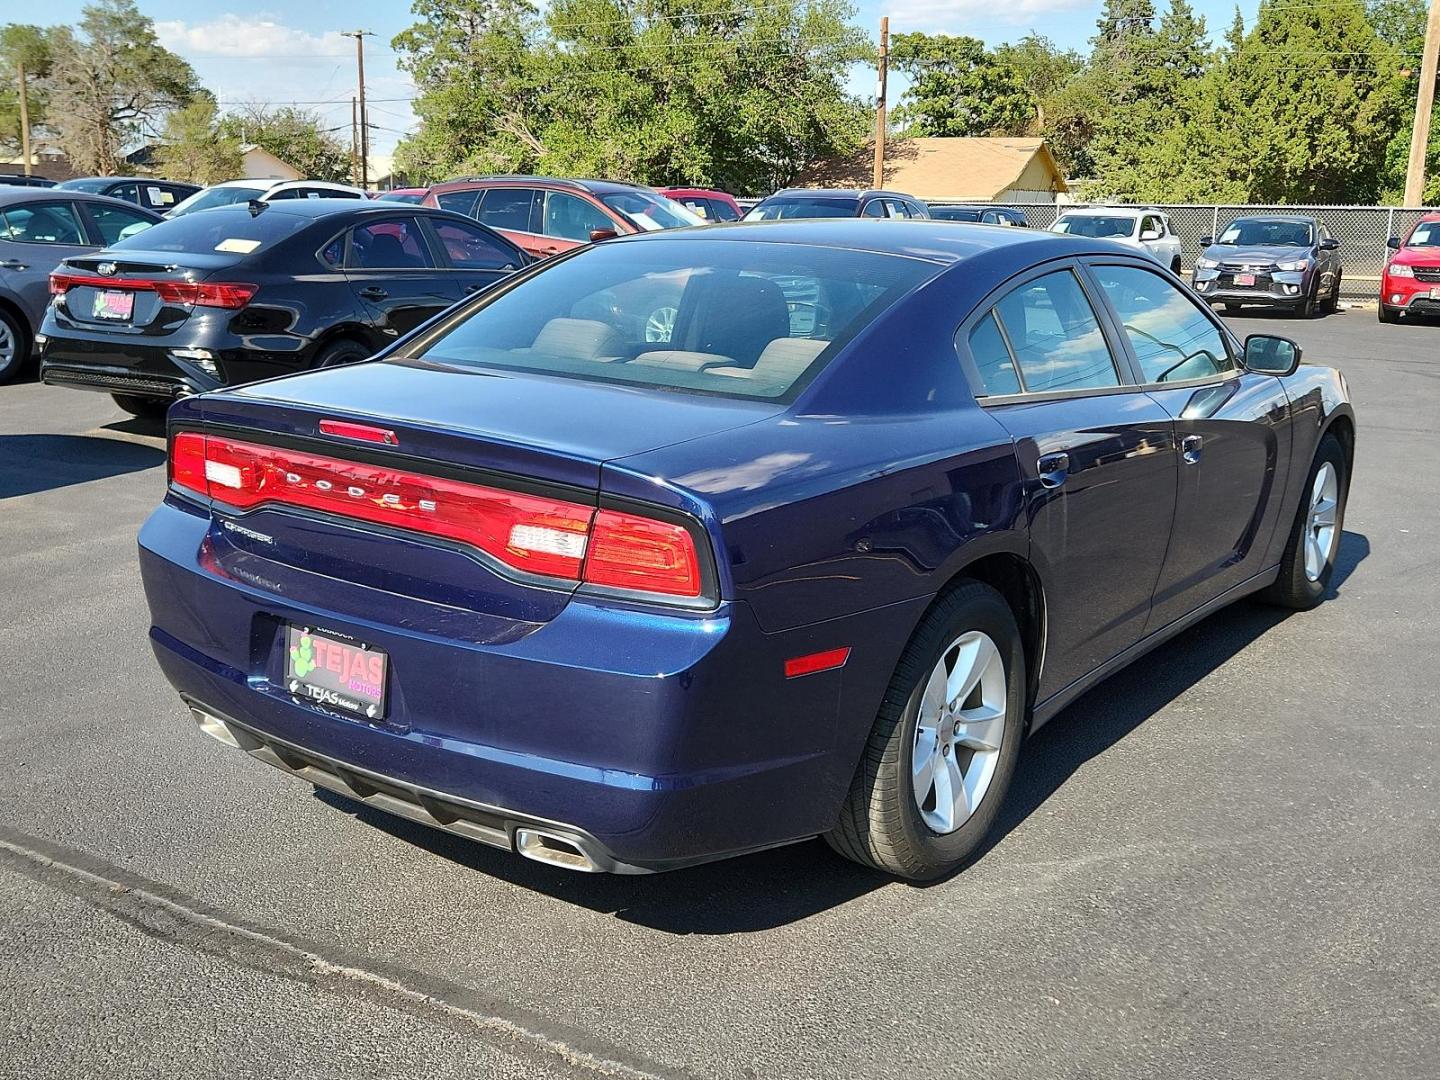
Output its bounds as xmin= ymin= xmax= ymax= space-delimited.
xmin=658 ymin=187 xmax=733 ymax=198
xmin=0 ymin=187 xmax=164 ymax=212
xmin=604 ymin=217 xmax=1114 ymax=264
xmin=767 ymin=189 xmax=913 ymax=200
xmin=430 ymin=175 xmax=650 ymax=195
xmin=183 ymin=198 xmax=469 ymax=221
xmin=1059 ymin=206 xmax=1147 ymax=216
xmin=1226 ymin=214 xmax=1317 ymax=223
xmin=59 ymin=175 xmax=183 ymax=185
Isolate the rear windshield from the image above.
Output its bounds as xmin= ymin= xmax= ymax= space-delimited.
xmin=1054 ymin=215 xmax=1136 ymax=239
xmin=168 ymin=185 xmax=267 ymax=218
xmin=108 ymin=206 xmax=313 ymax=257
xmin=600 ymin=191 xmax=703 ymax=231
xmin=409 ymin=239 xmax=933 ymax=400
xmin=57 ymin=178 xmax=112 ymax=193
xmin=931 ymin=207 xmax=982 ymax=221
xmin=745 ymin=196 xmax=860 ymax=220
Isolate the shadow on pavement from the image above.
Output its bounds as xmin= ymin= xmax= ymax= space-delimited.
xmin=0 ymin=433 xmax=166 ymax=499
xmin=316 ymin=530 xmax=1370 ymax=934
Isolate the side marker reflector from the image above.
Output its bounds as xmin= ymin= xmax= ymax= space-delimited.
xmin=785 ymin=647 xmax=852 ymax=679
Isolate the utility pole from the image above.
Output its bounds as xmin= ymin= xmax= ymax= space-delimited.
xmin=873 ymin=16 xmax=888 ymax=190
xmin=351 ymin=96 xmax=360 ymax=187
xmin=1404 ymin=0 xmax=1440 ymax=206
xmin=16 ymin=60 xmax=31 ymax=177
xmin=342 ymin=30 xmax=374 ymax=190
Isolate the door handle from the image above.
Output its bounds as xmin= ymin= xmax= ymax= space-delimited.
xmin=1181 ymin=434 xmax=1204 ymax=464
xmin=1037 ymin=452 xmax=1070 ymax=489
xmin=359 ymin=286 xmax=388 ymax=300
xmin=0 ymin=259 xmax=27 ymax=271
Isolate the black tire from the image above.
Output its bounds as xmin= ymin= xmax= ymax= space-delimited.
xmin=1260 ymin=433 xmax=1348 ymax=611
xmin=1224 ymin=303 xmax=1243 ymax=313
xmin=110 ymin=393 xmax=170 ymax=418
xmin=315 ymin=338 xmax=372 ymax=368
xmin=1296 ymin=286 xmax=1318 ymax=319
xmin=1321 ymin=272 xmax=1341 ymax=314
xmin=0 ymin=306 xmax=30 ymax=384
xmin=826 ymin=581 xmax=1027 ymax=881
xmin=1379 ymin=304 xmax=1400 ymax=324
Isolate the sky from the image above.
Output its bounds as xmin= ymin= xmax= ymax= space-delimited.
xmin=38 ymin=0 xmax=1263 ymax=166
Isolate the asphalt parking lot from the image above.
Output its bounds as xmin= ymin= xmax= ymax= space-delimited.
xmin=2 ymin=306 xmax=1437 ymax=1080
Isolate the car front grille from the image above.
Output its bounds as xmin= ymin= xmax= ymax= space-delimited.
xmin=1218 ymin=262 xmax=1276 ymax=274
xmin=1411 ymin=266 xmax=1440 ymax=283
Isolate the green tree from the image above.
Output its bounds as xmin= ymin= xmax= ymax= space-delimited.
xmin=217 ymin=105 xmax=351 ymax=182
xmin=393 ymin=0 xmax=869 ymax=193
xmin=156 ymin=97 xmax=242 ymax=183
xmin=0 ymin=25 xmax=55 ymax=158
xmin=42 ymin=0 xmax=200 ymax=175
xmin=889 ymin=33 xmax=1033 ymax=138
xmin=992 ymin=33 xmax=1084 ymax=135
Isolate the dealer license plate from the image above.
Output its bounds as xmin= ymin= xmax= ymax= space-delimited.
xmin=92 ymin=289 xmax=135 ymax=321
xmin=284 ymin=624 xmax=388 ymax=720
xmin=1430 ymin=287 xmax=1439 ymax=300
xmin=1234 ymin=273 xmax=1256 ymax=287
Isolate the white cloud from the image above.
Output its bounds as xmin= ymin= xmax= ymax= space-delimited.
xmin=155 ymin=16 xmax=351 ymax=59
xmin=885 ymin=0 xmax=1092 ymax=34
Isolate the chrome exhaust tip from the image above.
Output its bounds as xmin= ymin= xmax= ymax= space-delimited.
xmin=514 ymin=828 xmax=604 ymax=873
xmin=189 ymin=705 xmax=241 ymax=748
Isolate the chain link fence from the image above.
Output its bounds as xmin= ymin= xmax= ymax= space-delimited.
xmin=931 ymin=202 xmax=1437 ymax=300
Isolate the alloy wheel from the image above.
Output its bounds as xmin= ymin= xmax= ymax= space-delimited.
xmin=1304 ymin=461 xmax=1339 ymax=582
xmin=0 ymin=319 xmax=15 ymax=371
xmin=644 ymin=306 xmax=677 ymax=343
xmin=912 ymin=631 xmax=1007 ymax=835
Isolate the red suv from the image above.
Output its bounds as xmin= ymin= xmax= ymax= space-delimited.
xmin=656 ymin=187 xmax=742 ymax=222
xmin=423 ymin=176 xmax=702 ymax=259
xmin=1380 ymin=213 xmax=1440 ymax=323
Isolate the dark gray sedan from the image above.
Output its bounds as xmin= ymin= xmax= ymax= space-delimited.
xmin=1191 ymin=215 xmax=1342 ymax=317
xmin=0 ymin=188 xmax=162 ymax=382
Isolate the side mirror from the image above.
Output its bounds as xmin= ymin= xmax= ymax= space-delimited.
xmin=1243 ymin=334 xmax=1302 ymax=376
xmin=1320 ymin=237 xmax=1339 ymax=251
xmin=588 ymin=227 xmax=618 ymax=243
xmin=1140 ymin=229 xmax=1162 ymax=241
xmin=1199 ymin=234 xmax=1215 ymax=246
xmin=1387 ymin=236 xmax=1402 ymax=250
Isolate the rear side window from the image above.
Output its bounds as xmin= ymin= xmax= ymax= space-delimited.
xmin=860 ymin=200 xmax=886 ymax=218
xmin=84 ymin=202 xmax=156 ymax=245
xmin=0 ymin=202 xmax=86 ymax=244
xmin=747 ymin=196 xmax=861 ymax=220
xmin=983 ymin=271 xmax=1120 ymax=394
xmin=966 ymin=313 xmax=1022 ymax=396
xmin=109 ymin=206 xmax=313 ymax=256
xmin=436 ymin=189 xmax=479 ymax=217
xmin=348 ymin=219 xmax=434 ymax=269
xmin=477 ymin=188 xmax=539 ymax=233
xmin=706 ymin=198 xmax=739 ymax=222
xmin=410 ymin=239 xmax=932 ymax=400
xmin=429 ymin=219 xmax=519 ymax=270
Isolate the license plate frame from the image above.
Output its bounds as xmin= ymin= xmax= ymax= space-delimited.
xmin=92 ymin=289 xmax=135 ymax=322
xmin=1234 ymin=273 xmax=1256 ymax=287
xmin=284 ymin=624 xmax=388 ymax=721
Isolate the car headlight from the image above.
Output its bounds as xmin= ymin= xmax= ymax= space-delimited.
xmin=1276 ymin=258 xmax=1310 ymax=271
xmin=1195 ymin=257 xmax=1219 ymax=270
xmin=1388 ymin=263 xmax=1415 ymax=277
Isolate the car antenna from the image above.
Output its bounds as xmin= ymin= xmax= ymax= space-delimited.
xmin=247 ymin=199 xmax=268 ymax=217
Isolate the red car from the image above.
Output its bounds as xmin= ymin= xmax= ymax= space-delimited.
xmin=423 ymin=176 xmax=702 ymax=259
xmin=1380 ymin=214 xmax=1440 ymax=323
xmin=656 ymin=187 xmax=742 ymax=222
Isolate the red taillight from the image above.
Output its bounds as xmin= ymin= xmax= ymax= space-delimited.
xmin=319 ymin=419 xmax=397 ymax=444
xmin=584 ymin=509 xmax=702 ymax=598
xmin=49 ymin=273 xmax=256 ymax=309
xmin=168 ymin=433 xmax=709 ymax=601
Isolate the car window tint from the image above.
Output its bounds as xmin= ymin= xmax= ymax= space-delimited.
xmin=86 ymin=202 xmax=156 ymax=245
xmin=430 ymin=219 xmax=518 ymax=270
xmin=1092 ymin=265 xmax=1234 ymax=384
xmin=477 ymin=188 xmax=538 ymax=233
xmin=0 ymin=202 xmax=85 ymax=244
xmin=436 ymin=190 xmax=479 ymax=217
xmin=993 ymin=271 xmax=1120 ymax=392
xmin=348 ymin=219 xmax=434 ymax=269
xmin=708 ymin=199 xmax=739 ymax=221
xmin=1055 ymin=215 xmax=1135 ymax=239
xmin=882 ymin=199 xmax=910 ymax=219
xmin=860 ymin=200 xmax=886 ymax=218
xmin=966 ymin=311 xmax=1022 ymax=396
xmin=544 ymin=192 xmax=614 ymax=241
xmin=414 ymin=240 xmax=932 ymax=400
xmin=109 ymin=205 xmax=313 ymax=258
xmin=108 ymin=183 xmax=138 ymax=203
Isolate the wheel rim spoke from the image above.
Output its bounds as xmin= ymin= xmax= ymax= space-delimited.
xmin=1303 ymin=462 xmax=1340 ymax=582
xmin=955 ymin=706 xmax=1005 ymax=752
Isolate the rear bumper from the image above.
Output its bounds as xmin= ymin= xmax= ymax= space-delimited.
xmin=140 ymin=498 xmax=927 ymax=871
xmin=41 ymin=360 xmax=199 ymax=399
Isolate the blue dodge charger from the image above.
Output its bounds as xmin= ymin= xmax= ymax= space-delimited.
xmin=139 ymin=220 xmax=1354 ymax=880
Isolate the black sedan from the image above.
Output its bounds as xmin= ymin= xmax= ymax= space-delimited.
xmin=1191 ymin=215 xmax=1342 ymax=317
xmin=56 ymin=176 xmax=201 ymax=214
xmin=40 ymin=200 xmax=529 ymax=416
xmin=929 ymin=205 xmax=1029 ymax=226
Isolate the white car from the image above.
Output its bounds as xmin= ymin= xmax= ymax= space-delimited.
xmin=1052 ymin=207 xmax=1185 ymax=273
xmin=165 ymin=179 xmax=368 ymax=219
